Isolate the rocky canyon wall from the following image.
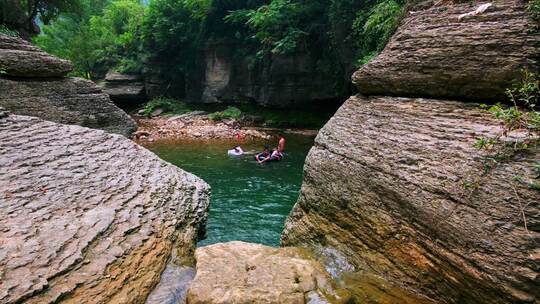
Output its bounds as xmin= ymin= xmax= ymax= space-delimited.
xmin=199 ymin=43 xmax=344 ymax=108
xmin=0 ymin=34 xmax=136 ymax=137
xmin=282 ymin=1 xmax=540 ymax=303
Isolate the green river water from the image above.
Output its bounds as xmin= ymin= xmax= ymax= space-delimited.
xmin=143 ymin=133 xmax=315 ymax=247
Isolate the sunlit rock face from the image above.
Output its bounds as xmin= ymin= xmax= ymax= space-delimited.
xmin=282 ymin=96 xmax=539 ymax=303
xmin=353 ymin=1 xmax=539 ymax=102
xmin=186 ymin=241 xmax=332 ymax=304
xmin=0 ymin=34 xmax=137 ymax=137
xmin=0 ymin=114 xmax=210 ymax=304
xmin=282 ymin=1 xmax=540 ymax=303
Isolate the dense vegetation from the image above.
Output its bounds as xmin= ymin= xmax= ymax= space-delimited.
xmin=2 ymin=0 xmax=405 ymax=89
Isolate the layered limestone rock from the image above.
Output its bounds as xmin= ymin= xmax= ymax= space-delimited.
xmin=101 ymin=71 xmax=147 ymax=105
xmin=0 ymin=34 xmax=136 ymax=137
xmin=0 ymin=113 xmax=210 ymax=303
xmin=200 ymin=43 xmax=342 ymax=107
xmin=282 ymin=95 xmax=539 ymax=303
xmin=0 ymin=35 xmax=72 ymax=77
xmin=186 ymin=241 xmax=332 ymax=304
xmin=353 ymin=1 xmax=539 ymax=101
xmin=0 ymin=77 xmax=137 ymax=136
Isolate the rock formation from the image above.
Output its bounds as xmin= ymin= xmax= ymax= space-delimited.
xmin=100 ymin=71 xmax=147 ymax=105
xmin=0 ymin=35 xmax=72 ymax=77
xmin=0 ymin=113 xmax=210 ymax=304
xmin=353 ymin=1 xmax=539 ymax=102
xmin=186 ymin=241 xmax=332 ymax=304
xmin=283 ymin=1 xmax=540 ymax=303
xmin=200 ymin=44 xmax=342 ymax=107
xmin=0 ymin=34 xmax=137 ymax=137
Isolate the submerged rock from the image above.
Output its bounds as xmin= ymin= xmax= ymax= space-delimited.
xmin=282 ymin=95 xmax=539 ymax=303
xmin=187 ymin=241 xmax=332 ymax=304
xmin=0 ymin=114 xmax=210 ymax=303
xmin=353 ymin=1 xmax=539 ymax=101
xmin=0 ymin=34 xmax=137 ymax=137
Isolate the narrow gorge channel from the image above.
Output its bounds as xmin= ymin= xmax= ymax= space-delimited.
xmin=143 ymin=134 xmax=315 ymax=246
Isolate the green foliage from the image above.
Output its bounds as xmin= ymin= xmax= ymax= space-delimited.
xmin=225 ymin=0 xmax=308 ymax=55
xmin=352 ymin=0 xmax=403 ymax=67
xmin=0 ymin=68 xmax=6 ymax=77
xmin=474 ymin=70 xmax=539 ymax=199
xmin=1 ymin=0 xmax=82 ymax=37
xmin=141 ymin=0 xmax=205 ymax=75
xmin=209 ymin=106 xmax=242 ymax=121
xmin=0 ymin=25 xmax=19 ymax=37
xmin=142 ymin=97 xmax=192 ymax=117
xmin=529 ymin=0 xmax=540 ymax=23
xmin=34 ymin=0 xmax=144 ymax=78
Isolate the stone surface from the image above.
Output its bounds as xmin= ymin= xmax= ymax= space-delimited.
xmin=0 ymin=34 xmax=72 ymax=77
xmin=353 ymin=1 xmax=540 ymax=102
xmin=200 ymin=43 xmax=343 ymax=108
xmin=282 ymin=95 xmax=540 ymax=304
xmin=187 ymin=241 xmax=331 ymax=304
xmin=0 ymin=34 xmax=136 ymax=137
xmin=0 ymin=114 xmax=210 ymax=304
xmin=101 ymin=71 xmax=147 ymax=104
xmin=0 ymin=77 xmax=137 ymax=137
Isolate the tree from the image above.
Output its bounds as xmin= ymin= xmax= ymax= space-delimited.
xmin=0 ymin=0 xmax=82 ymax=38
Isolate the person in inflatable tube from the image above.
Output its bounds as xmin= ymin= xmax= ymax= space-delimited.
xmin=228 ymin=146 xmax=244 ymax=156
xmin=255 ymin=145 xmax=270 ymax=163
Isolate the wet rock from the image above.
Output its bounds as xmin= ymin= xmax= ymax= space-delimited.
xmin=0 ymin=35 xmax=72 ymax=77
xmin=353 ymin=1 xmax=539 ymax=101
xmin=282 ymin=95 xmax=540 ymax=303
xmin=0 ymin=114 xmax=210 ymax=303
xmin=187 ymin=241 xmax=332 ymax=304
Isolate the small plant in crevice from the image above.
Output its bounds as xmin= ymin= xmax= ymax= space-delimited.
xmin=470 ymin=70 xmax=539 ymax=233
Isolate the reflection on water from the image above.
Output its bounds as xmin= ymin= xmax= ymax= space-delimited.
xmin=143 ymin=134 xmax=315 ymax=247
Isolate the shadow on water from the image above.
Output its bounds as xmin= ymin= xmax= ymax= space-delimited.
xmin=142 ymin=133 xmax=315 ymax=247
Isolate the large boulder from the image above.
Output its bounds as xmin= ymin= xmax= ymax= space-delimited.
xmin=0 ymin=113 xmax=210 ymax=303
xmin=353 ymin=1 xmax=540 ymax=102
xmin=101 ymin=71 xmax=147 ymax=105
xmin=0 ymin=35 xmax=72 ymax=77
xmin=282 ymin=95 xmax=539 ymax=303
xmin=0 ymin=77 xmax=137 ymax=137
xmin=186 ymin=241 xmax=332 ymax=304
xmin=0 ymin=34 xmax=137 ymax=137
